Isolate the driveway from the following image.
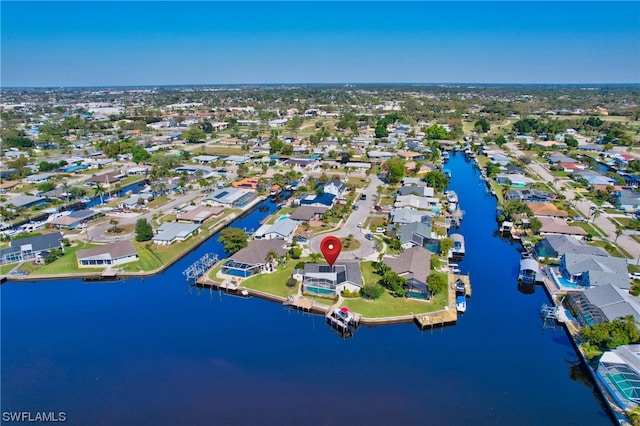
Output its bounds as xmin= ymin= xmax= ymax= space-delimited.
xmin=309 ymin=174 xmax=384 ymax=261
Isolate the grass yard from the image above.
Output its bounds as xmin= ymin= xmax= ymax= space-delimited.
xmin=342 ymin=287 xmax=448 ymax=318
xmin=588 ymin=239 xmax=632 ymax=259
xmin=119 ymin=241 xmax=164 ymax=272
xmin=242 ymin=261 xmax=298 ymax=298
xmin=572 ymin=221 xmax=605 ymax=237
xmin=352 ymin=261 xmax=449 ymax=317
xmin=340 ymin=236 xmax=361 ymax=252
xmin=147 ymin=196 xmax=170 ymax=209
xmin=31 ymin=241 xmax=103 ymax=275
xmin=0 ymin=263 xmax=18 ymax=275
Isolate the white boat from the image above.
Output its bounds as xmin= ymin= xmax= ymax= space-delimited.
xmin=456 ymin=296 xmax=467 ymax=313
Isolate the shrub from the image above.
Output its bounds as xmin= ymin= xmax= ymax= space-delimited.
xmin=361 ymin=283 xmax=384 ymax=299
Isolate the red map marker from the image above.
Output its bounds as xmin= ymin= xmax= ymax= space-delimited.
xmin=320 ymin=236 xmax=342 ymax=267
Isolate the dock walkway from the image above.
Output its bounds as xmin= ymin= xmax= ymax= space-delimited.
xmin=414 ymin=273 xmax=471 ymax=329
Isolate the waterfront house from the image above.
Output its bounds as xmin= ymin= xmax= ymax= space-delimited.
xmin=88 ymin=171 xmax=122 ymax=186
xmin=568 ymin=285 xmax=640 ymax=328
xmin=0 ymin=194 xmax=49 ymax=210
xmin=0 ymin=231 xmax=63 ymax=264
xmin=232 ymin=178 xmax=259 ymax=191
xmin=538 ymin=217 xmax=588 ymax=239
xmin=297 ymin=261 xmax=362 ymax=297
xmin=176 ymin=206 xmax=224 ymax=224
xmin=535 ymin=234 xmax=607 ymax=261
xmin=118 ymin=193 xmax=153 ymax=210
xmin=390 ymin=208 xmax=432 ymax=225
xmin=322 ymin=179 xmax=348 ymax=197
xmin=559 ymin=253 xmax=629 ymax=288
xmin=152 ymin=222 xmax=200 ymax=245
xmin=49 ymin=209 xmax=99 ymax=230
xmin=398 ymin=185 xmax=434 ymax=197
xmin=396 ymin=221 xmax=436 ymax=250
xmin=527 ymin=202 xmax=568 ymax=218
xmin=383 ymin=246 xmax=432 ymax=299
xmin=506 ymin=189 xmax=555 ymax=203
xmin=596 ymin=345 xmax=640 ymax=410
xmin=76 ymin=240 xmax=138 ymax=268
xmin=254 ymin=218 xmax=298 ymax=242
xmin=298 ymin=193 xmax=335 ymax=208
xmin=221 ymin=239 xmax=289 ymax=278
xmin=495 ymin=173 xmax=536 ymax=187
xmin=489 ymin=154 xmax=512 ymax=166
xmin=288 ymin=206 xmax=328 ymax=222
xmin=202 ymin=187 xmax=256 ymax=208
xmin=394 ymin=194 xmax=440 ymax=211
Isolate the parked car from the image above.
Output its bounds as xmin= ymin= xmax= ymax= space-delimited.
xmin=357 ymin=222 xmax=363 ymax=228
xmin=365 ymin=233 xmax=374 ymax=240
xmin=375 ymin=227 xmax=385 ymax=233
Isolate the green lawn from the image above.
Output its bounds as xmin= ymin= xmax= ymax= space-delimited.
xmin=0 ymin=263 xmax=18 ymax=275
xmin=119 ymin=241 xmax=164 ymax=272
xmin=340 ymin=237 xmax=361 ymax=252
xmin=343 ymin=261 xmax=449 ymax=317
xmin=572 ymin=221 xmax=605 ymax=237
xmin=242 ymin=261 xmax=298 ymax=298
xmin=588 ymin=239 xmax=632 ymax=259
xmin=147 ymin=196 xmax=169 ymax=209
xmin=342 ymin=288 xmax=447 ymax=318
xmin=31 ymin=242 xmax=103 ymax=275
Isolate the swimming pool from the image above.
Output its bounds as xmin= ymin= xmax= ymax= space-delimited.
xmin=305 ymin=286 xmax=334 ymax=296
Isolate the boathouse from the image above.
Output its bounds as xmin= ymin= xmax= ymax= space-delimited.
xmin=518 ymin=257 xmax=542 ymax=284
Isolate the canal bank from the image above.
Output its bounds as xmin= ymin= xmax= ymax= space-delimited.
xmin=1 ymin=154 xmax=614 ymax=425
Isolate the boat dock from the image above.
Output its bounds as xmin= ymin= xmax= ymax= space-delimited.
xmin=454 ymin=273 xmax=472 ymax=297
xmin=325 ymin=308 xmax=362 ymax=337
xmin=414 ymin=273 xmax=472 ymax=329
xmin=283 ymin=294 xmax=314 ymax=312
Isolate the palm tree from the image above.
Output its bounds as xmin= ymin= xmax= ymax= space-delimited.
xmin=61 ymin=181 xmax=71 ymax=203
xmin=591 ymin=208 xmax=601 ymax=223
xmin=615 ymin=225 xmax=623 ymax=242
xmin=93 ymin=183 xmax=105 ymax=205
xmin=264 ymin=250 xmax=278 ymax=272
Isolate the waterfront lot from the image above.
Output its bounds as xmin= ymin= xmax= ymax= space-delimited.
xmin=341 ymin=261 xmax=449 ymax=318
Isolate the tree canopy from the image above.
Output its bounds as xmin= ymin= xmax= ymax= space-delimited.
xmin=135 ymin=219 xmax=153 ymax=242
xmin=422 ymin=171 xmax=449 ymax=193
xmin=385 ymin=158 xmax=405 ymax=184
xmin=218 ymin=227 xmax=249 ymax=254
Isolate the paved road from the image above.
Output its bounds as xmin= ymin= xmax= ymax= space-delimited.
xmin=507 ymin=142 xmax=640 ymax=260
xmin=309 ymin=174 xmax=383 ymax=261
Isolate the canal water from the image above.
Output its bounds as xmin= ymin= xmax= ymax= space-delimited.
xmin=1 ymin=155 xmax=612 ymax=425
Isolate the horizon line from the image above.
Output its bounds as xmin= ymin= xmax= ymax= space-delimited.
xmin=3 ymin=82 xmax=640 ymax=90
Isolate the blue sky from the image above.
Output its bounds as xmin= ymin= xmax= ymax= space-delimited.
xmin=1 ymin=1 xmax=639 ymax=87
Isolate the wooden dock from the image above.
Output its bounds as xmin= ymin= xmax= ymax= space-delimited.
xmin=453 ymin=273 xmax=472 ymax=297
xmin=413 ymin=273 xmax=472 ymax=329
xmin=283 ymin=295 xmax=314 ymax=312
